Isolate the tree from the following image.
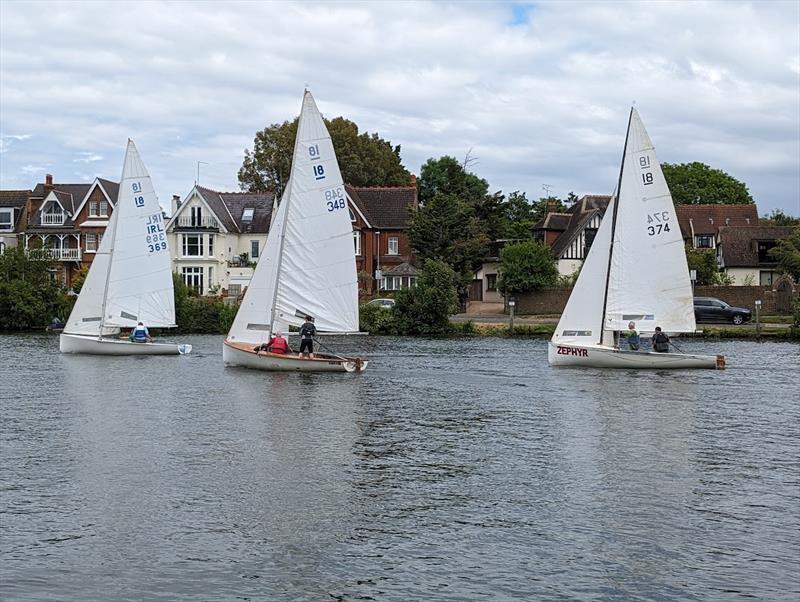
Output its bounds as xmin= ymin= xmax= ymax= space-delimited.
xmin=239 ymin=116 xmax=410 ymax=196
xmin=503 ymin=191 xmax=537 ymax=240
xmin=71 ymin=266 xmax=89 ymax=294
xmin=0 ymin=247 xmax=71 ymax=330
xmin=392 ymin=259 xmax=458 ymax=335
xmin=417 ymin=156 xmax=488 ymax=205
xmin=684 ymin=246 xmax=719 ymax=286
xmin=408 ymin=192 xmax=489 ymax=283
xmin=661 ymin=162 xmax=753 ymax=205
xmin=761 ymin=209 xmax=800 ymax=226
xmin=497 ymin=241 xmax=559 ymax=295
xmin=769 ymin=227 xmax=800 ymax=281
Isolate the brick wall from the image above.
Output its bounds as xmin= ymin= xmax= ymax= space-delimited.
xmin=515 ymin=284 xmax=794 ymax=315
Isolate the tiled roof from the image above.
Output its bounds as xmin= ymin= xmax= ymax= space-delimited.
xmin=533 ymin=212 xmax=571 ymax=231
xmin=196 ymin=186 xmax=274 ymax=233
xmin=346 ymin=185 xmax=417 ymax=229
xmin=551 ymin=195 xmax=612 ymax=257
xmin=31 ymin=183 xmax=92 ymax=207
xmin=97 ymin=178 xmax=120 ymax=203
xmin=718 ymin=225 xmax=797 ymax=267
xmin=675 ymin=204 xmax=758 ymax=238
xmin=382 ymin=261 xmax=418 ymax=276
xmin=0 ymin=190 xmax=30 ymax=208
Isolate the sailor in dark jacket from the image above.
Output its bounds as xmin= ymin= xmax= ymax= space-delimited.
xmin=299 ymin=316 xmax=316 ymax=357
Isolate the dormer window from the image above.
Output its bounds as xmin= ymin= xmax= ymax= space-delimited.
xmin=0 ymin=209 xmax=13 ymax=231
xmin=242 ymin=208 xmax=254 ymax=222
xmin=42 ymin=202 xmax=66 ymax=225
xmin=696 ymin=235 xmax=714 ymax=249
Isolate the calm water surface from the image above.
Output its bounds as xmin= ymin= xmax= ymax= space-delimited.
xmin=1 ymin=334 xmax=799 ymax=601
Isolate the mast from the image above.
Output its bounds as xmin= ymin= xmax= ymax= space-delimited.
xmin=598 ymin=108 xmax=633 ymax=345
xmin=267 ymin=91 xmax=308 ymax=334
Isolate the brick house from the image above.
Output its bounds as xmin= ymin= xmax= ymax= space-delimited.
xmin=716 ymin=225 xmax=797 ymax=286
xmin=675 ymin=204 xmax=759 ymax=250
xmin=22 ymin=175 xmax=119 ymax=289
xmin=346 ymin=184 xmax=419 ymax=296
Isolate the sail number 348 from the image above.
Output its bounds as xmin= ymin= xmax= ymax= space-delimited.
xmin=325 ymin=187 xmax=345 ymax=212
xmin=646 ymin=211 xmax=671 ymax=236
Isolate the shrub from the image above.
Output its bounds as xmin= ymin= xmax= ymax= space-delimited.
xmin=393 ymin=259 xmax=458 ymax=335
xmin=359 ymin=302 xmax=396 ymax=334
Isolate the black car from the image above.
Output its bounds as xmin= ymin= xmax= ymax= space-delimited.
xmin=693 ymin=297 xmax=752 ymax=325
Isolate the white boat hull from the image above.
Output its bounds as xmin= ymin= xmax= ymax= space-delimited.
xmin=223 ymin=340 xmax=367 ymax=373
xmin=548 ymin=341 xmax=724 ymax=369
xmin=59 ymin=333 xmax=192 ymax=356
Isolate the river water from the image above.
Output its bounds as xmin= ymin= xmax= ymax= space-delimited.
xmin=1 ymin=333 xmax=798 ymax=601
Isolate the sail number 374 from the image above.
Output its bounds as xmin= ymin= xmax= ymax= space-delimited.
xmin=646 ymin=211 xmax=671 ymax=236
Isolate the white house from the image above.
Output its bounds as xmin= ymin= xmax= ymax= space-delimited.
xmin=166 ymin=185 xmax=274 ymax=296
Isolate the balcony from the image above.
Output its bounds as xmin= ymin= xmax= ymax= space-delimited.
xmin=175 ymin=216 xmax=219 ymax=229
xmin=41 ymin=213 xmax=67 ymax=225
xmin=30 ymin=248 xmax=82 ymax=261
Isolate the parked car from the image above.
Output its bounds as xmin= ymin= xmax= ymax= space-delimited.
xmin=366 ymin=298 xmax=396 ymax=309
xmin=693 ymin=297 xmax=752 ymax=325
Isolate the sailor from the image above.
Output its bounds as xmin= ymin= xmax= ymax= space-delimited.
xmin=627 ymin=321 xmax=641 ymax=351
xmin=254 ymin=332 xmax=290 ymax=355
xmin=299 ymin=316 xmax=316 ymax=358
xmin=652 ymin=326 xmax=670 ymax=352
xmin=129 ymin=322 xmax=151 ymax=343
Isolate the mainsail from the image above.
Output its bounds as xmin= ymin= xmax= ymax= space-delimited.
xmin=63 ymin=140 xmax=176 ymax=336
xmin=227 ymin=90 xmax=359 ymax=345
xmin=552 ymin=108 xmax=695 ymax=348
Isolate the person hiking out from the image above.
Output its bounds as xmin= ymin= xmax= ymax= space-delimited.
xmin=299 ymin=316 xmax=316 ymax=357
xmin=652 ymin=326 xmax=670 ymax=353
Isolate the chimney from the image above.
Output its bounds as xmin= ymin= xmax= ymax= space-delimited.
xmin=409 ymin=173 xmax=417 ymax=186
xmin=45 ymin=174 xmax=54 ymax=192
xmin=171 ymin=194 xmax=182 ymax=216
xmin=546 ymin=200 xmax=558 ymax=215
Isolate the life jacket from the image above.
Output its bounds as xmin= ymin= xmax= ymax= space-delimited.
xmin=653 ymin=332 xmax=669 ymax=352
xmin=269 ymin=336 xmax=289 ymax=354
xmin=132 ymin=326 xmax=148 ymax=341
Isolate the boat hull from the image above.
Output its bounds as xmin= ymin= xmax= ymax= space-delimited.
xmin=548 ymin=341 xmax=724 ymax=369
xmin=223 ymin=340 xmax=367 ymax=373
xmin=59 ymin=333 xmax=192 ymax=356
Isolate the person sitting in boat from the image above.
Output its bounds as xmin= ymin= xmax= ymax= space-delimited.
xmin=652 ymin=326 xmax=670 ymax=353
xmin=626 ymin=321 xmax=641 ymax=351
xmin=254 ymin=332 xmax=290 ymax=355
xmin=299 ymin=316 xmax=316 ymax=358
xmin=129 ymin=322 xmax=152 ymax=343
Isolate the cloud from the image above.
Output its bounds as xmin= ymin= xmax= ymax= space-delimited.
xmin=0 ymin=0 xmax=798 ymax=216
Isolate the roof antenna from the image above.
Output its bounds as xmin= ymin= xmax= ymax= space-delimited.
xmin=196 ymin=161 xmax=208 ymax=185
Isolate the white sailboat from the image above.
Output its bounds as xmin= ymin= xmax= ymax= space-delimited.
xmin=548 ymin=109 xmax=724 ymax=369
xmin=60 ymin=140 xmax=192 ymax=356
xmin=222 ymin=89 xmax=367 ymax=372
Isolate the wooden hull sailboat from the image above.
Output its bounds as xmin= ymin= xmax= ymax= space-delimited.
xmin=223 ymin=341 xmax=366 ymax=372
xmin=548 ymin=109 xmax=723 ymax=370
xmin=60 ymin=333 xmax=191 ymax=355
xmin=59 ymin=140 xmax=191 ymax=357
xmin=222 ymin=90 xmax=367 ymax=373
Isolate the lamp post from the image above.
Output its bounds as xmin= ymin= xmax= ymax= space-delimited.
xmin=755 ymin=299 xmax=761 ymax=337
xmin=690 ymin=269 xmax=697 ymax=294
xmin=374 ymin=231 xmax=381 ymax=294
xmin=508 ymin=297 xmax=516 ymax=334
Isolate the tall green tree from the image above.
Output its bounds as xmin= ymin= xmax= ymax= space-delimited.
xmin=417 ymin=156 xmax=488 ymax=205
xmin=497 ymin=241 xmax=558 ymax=295
xmin=685 ymin=246 xmax=720 ymax=286
xmin=392 ymin=259 xmax=458 ymax=335
xmin=503 ymin=191 xmax=537 ymax=239
xmin=408 ymin=192 xmax=489 ymax=283
xmin=769 ymin=227 xmax=800 ymax=281
xmin=661 ymin=162 xmax=753 ymax=205
xmin=239 ymin=116 xmax=411 ymax=196
xmin=0 ymin=247 xmax=71 ymax=330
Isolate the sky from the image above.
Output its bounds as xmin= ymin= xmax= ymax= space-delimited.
xmin=1 ymin=0 xmax=798 ymax=217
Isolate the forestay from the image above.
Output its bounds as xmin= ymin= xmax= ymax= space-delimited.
xmin=227 ymin=90 xmax=359 ymax=345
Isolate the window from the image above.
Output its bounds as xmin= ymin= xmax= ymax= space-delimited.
xmin=228 ymin=284 xmax=242 ymax=298
xmin=242 ymin=208 xmax=254 ymax=222
xmin=182 ymin=234 xmax=204 ymax=256
xmin=89 ymin=201 xmax=99 ymax=216
xmin=86 ymin=232 xmax=98 ymax=252
xmin=182 ymin=267 xmax=204 ymax=294
xmin=757 ymin=241 xmax=776 ymax=263
xmin=99 ymin=200 xmax=108 ymax=216
xmin=383 ymin=276 xmax=402 ymax=290
xmin=388 ymin=237 xmax=399 ymax=255
xmin=486 ymin=274 xmax=497 ymax=291
xmin=208 ymin=234 xmax=214 ymax=257
xmin=0 ymin=209 xmax=12 ymax=231
xmin=190 ymin=206 xmax=202 ymax=227
xmin=760 ymin=271 xmax=775 ymax=286
xmin=208 ymin=266 xmax=214 ymax=289
xmin=696 ymin=235 xmax=714 ymax=249
xmin=349 ymin=208 xmax=356 ymax=222
xmin=353 ymin=231 xmax=361 ymax=255
xmin=583 ymin=228 xmax=597 ymax=255
xmin=251 ymin=240 xmax=259 ymax=259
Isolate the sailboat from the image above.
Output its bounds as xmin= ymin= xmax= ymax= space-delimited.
xmin=548 ymin=109 xmax=724 ymax=369
xmin=60 ymin=140 xmax=191 ymax=355
xmin=222 ymin=90 xmax=367 ymax=372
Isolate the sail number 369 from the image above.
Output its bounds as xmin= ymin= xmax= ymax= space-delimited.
xmin=325 ymin=187 xmax=345 ymax=212
xmin=646 ymin=211 xmax=671 ymax=236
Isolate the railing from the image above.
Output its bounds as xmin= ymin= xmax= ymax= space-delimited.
xmin=31 ymin=248 xmax=82 ymax=261
xmin=176 ymin=216 xmax=219 ymax=229
xmin=41 ymin=213 xmax=67 ymax=225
